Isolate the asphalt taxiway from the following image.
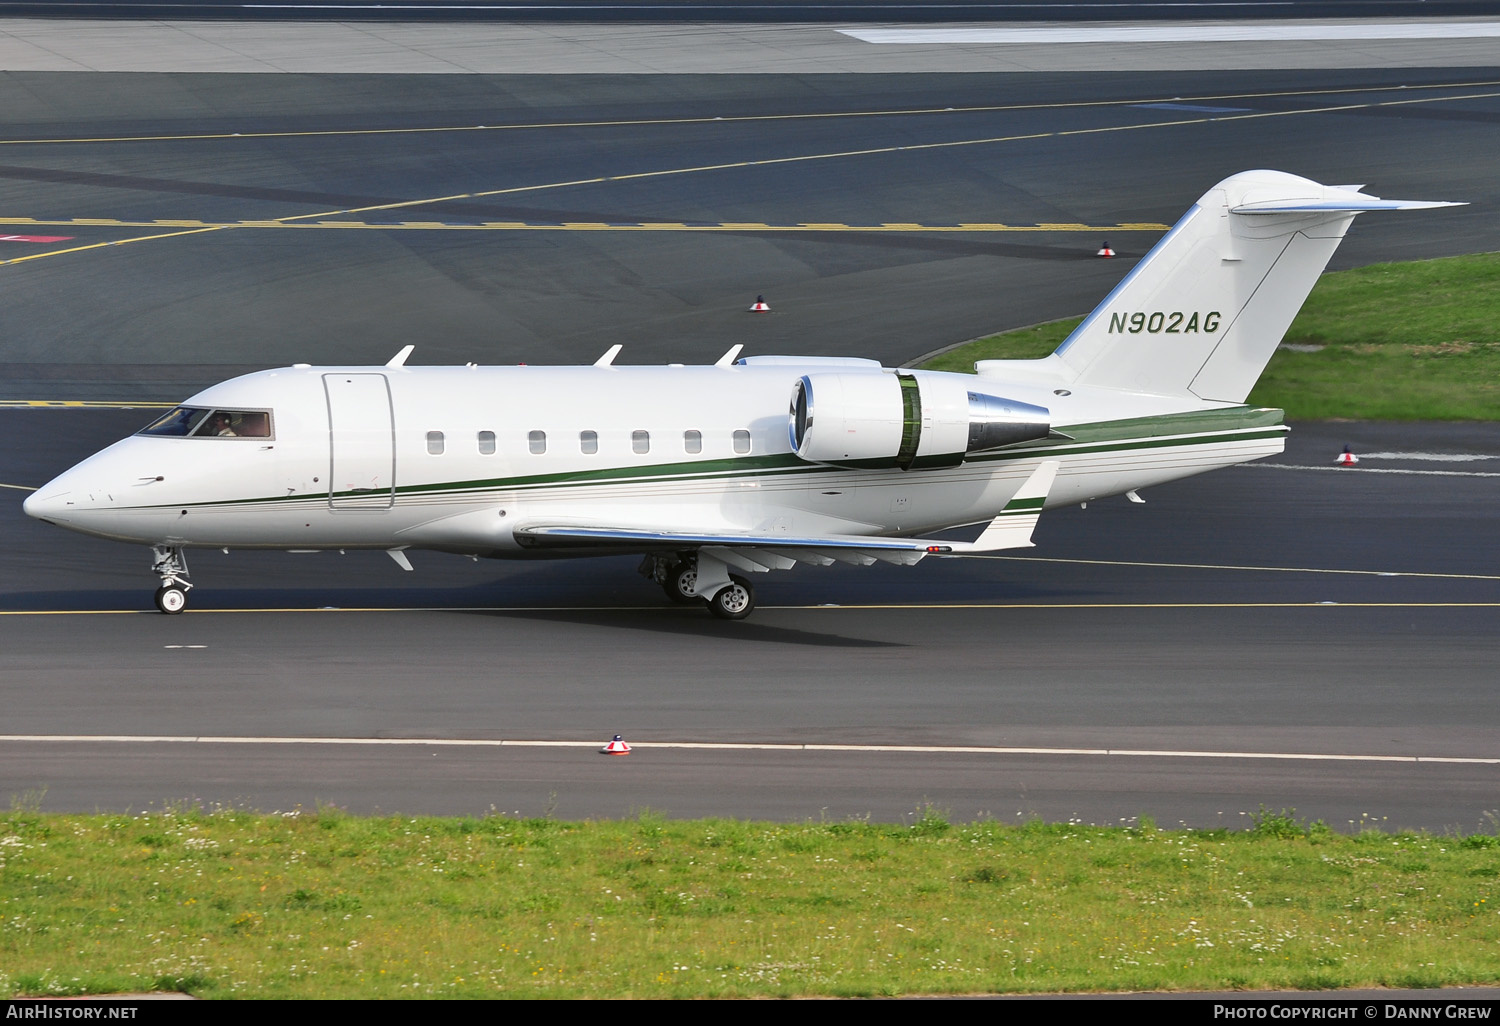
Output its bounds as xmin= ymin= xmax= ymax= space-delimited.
xmin=5 ymin=415 xmax=1499 ymax=829
xmin=0 ymin=20 xmax=1496 ymax=828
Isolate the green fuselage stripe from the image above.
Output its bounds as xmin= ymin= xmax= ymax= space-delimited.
xmin=135 ymin=407 xmax=1287 ymax=511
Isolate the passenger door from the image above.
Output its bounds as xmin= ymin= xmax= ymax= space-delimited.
xmin=324 ymin=373 xmax=396 ymax=510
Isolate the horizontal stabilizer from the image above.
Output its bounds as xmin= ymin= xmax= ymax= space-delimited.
xmin=1232 ymin=197 xmax=1464 ymax=214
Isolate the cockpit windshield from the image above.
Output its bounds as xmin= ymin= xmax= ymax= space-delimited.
xmin=138 ymin=407 xmax=272 ymax=439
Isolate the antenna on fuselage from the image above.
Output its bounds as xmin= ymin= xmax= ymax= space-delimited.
xmin=594 ymin=344 xmax=623 ymax=367
xmin=715 ymin=344 xmax=744 ymax=367
xmin=385 ymin=345 xmax=415 ymax=368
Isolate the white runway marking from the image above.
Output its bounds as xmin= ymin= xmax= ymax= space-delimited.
xmin=1358 ymin=452 xmax=1498 ymax=462
xmin=998 ymin=556 xmax=1500 ymax=581
xmin=1243 ymin=463 xmax=1500 ymax=478
xmin=0 ymin=734 xmax=1495 ymax=765
xmin=842 ymin=22 xmax=1500 ymax=45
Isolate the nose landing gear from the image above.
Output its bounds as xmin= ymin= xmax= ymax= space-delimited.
xmin=151 ymin=545 xmax=193 ymax=614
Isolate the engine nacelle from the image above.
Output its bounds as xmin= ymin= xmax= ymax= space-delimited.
xmin=788 ymin=371 xmax=1050 ymax=470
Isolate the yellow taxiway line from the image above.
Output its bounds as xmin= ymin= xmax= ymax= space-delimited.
xmin=0 ymin=400 xmax=175 ymax=409
xmin=0 ymin=218 xmax=1170 ymax=233
xmin=2 ymin=85 xmax=1493 ymax=269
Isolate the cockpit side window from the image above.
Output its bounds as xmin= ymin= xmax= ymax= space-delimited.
xmin=139 ymin=406 xmax=211 ymax=437
xmin=137 ymin=407 xmax=273 ymax=439
xmin=229 ymin=411 xmax=271 ymax=438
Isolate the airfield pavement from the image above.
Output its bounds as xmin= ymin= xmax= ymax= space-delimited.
xmin=0 ymin=11 xmax=1498 ymax=830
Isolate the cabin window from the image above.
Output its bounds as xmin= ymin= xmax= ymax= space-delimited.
xmin=477 ymin=430 xmax=496 ymax=455
xmin=632 ymin=430 xmax=650 ymax=455
xmin=683 ymin=429 xmax=702 ymax=454
xmin=580 ymin=430 xmax=598 ymax=455
xmin=138 ymin=407 xmax=273 ymax=440
xmin=528 ymin=430 xmax=547 ymax=455
xmin=427 ymin=431 xmax=445 ymax=455
xmin=733 ymin=429 xmax=751 ymax=454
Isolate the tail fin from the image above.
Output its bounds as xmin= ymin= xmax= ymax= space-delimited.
xmin=1045 ymin=170 xmax=1461 ymax=402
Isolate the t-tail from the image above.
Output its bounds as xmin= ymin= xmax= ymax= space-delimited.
xmin=992 ymin=170 xmax=1462 ymax=402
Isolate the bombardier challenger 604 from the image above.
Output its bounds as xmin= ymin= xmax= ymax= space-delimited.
xmin=24 ymin=171 xmax=1460 ymax=619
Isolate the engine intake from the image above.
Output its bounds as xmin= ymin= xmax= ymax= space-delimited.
xmin=789 ymin=371 xmax=1050 ymax=470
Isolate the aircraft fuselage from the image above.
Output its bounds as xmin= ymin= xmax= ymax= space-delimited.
xmin=23 ymin=361 xmax=1284 ymax=556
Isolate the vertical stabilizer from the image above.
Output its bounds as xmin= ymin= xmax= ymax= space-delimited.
xmin=1049 ymin=170 xmax=1461 ymax=403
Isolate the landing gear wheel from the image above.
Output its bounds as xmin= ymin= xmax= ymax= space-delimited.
xmin=706 ymin=575 xmax=754 ymax=621
xmin=154 ymin=584 xmax=188 ymax=615
xmin=662 ymin=561 xmax=700 ymax=605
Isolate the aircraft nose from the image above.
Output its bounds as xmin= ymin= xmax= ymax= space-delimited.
xmin=23 ymin=483 xmax=72 ymax=522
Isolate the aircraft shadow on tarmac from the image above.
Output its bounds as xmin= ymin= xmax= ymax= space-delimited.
xmin=449 ymin=605 xmax=909 ymax=648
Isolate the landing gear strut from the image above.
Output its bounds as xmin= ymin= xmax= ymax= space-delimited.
xmin=151 ymin=545 xmax=192 ymax=615
xmin=643 ymin=553 xmax=699 ymax=604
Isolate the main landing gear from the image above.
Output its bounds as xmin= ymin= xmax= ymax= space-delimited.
xmin=641 ymin=553 xmax=756 ymax=620
xmin=151 ymin=545 xmax=192 ymax=615
xmin=704 ymin=575 xmax=754 ymax=620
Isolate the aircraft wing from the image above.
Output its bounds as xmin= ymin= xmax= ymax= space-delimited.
xmin=513 ymin=461 xmax=1059 ymax=571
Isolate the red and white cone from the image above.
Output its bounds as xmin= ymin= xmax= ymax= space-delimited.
xmin=1336 ymin=446 xmax=1359 ymax=467
xmin=1096 ymin=241 xmax=1115 ymax=258
xmin=749 ymin=294 xmax=771 ymax=312
xmin=601 ymin=734 xmax=631 ymax=755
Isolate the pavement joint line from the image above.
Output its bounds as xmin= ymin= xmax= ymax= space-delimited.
xmin=0 ymin=734 xmax=1493 ymax=765
xmin=2 ymin=79 xmax=1495 ymax=147
xmin=333 ymin=87 xmax=1499 ymax=223
xmin=3 ymin=601 xmax=1500 ymax=616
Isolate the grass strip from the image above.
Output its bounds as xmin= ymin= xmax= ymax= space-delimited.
xmin=3 ymin=805 xmax=1498 ymax=998
xmin=918 ymin=253 xmax=1500 ymax=421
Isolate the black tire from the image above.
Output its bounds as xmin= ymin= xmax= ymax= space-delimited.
xmin=154 ymin=584 xmax=188 ymax=615
xmin=661 ymin=561 xmax=700 ymax=604
xmin=706 ymin=575 xmax=754 ymax=621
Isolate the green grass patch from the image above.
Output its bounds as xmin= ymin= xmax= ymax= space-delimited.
xmin=918 ymin=254 xmax=1500 ymax=420
xmin=3 ymin=806 xmax=1498 ymax=998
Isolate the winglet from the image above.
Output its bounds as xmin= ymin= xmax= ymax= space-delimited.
xmin=715 ymin=344 xmax=744 ymax=367
xmin=386 ymin=344 xmax=415 ymax=368
xmin=954 ymin=460 xmax=1059 ymax=553
xmin=594 ymin=344 xmax=623 ymax=367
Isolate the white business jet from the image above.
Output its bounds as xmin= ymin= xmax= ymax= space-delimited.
xmin=24 ymin=171 xmax=1458 ymax=619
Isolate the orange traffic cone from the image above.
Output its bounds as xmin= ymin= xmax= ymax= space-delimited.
xmin=601 ymin=734 xmax=631 ymax=755
xmin=1336 ymin=445 xmax=1359 ymax=467
xmin=749 ymin=294 xmax=771 ymax=312
xmin=1096 ymin=241 xmax=1115 ymax=258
